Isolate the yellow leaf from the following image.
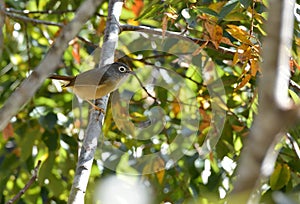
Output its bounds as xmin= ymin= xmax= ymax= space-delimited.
xmin=250 ymin=59 xmax=260 ymax=76
xmin=232 ymin=51 xmax=240 ymax=65
xmin=209 ymin=2 xmax=227 ymax=13
xmin=235 ymin=74 xmax=251 ymax=90
xmin=270 ymin=163 xmax=291 ymax=190
xmin=226 ymin=25 xmax=252 ymax=45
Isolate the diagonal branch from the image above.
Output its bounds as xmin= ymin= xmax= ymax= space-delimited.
xmin=0 ymin=0 xmax=104 ymax=131
xmin=6 ymin=160 xmax=42 ymax=204
xmin=0 ymin=0 xmax=5 ymax=59
xmin=120 ymin=24 xmax=236 ymax=57
xmin=0 ymin=6 xmax=64 ymax=27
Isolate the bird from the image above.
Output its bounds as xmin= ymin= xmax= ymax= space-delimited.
xmin=49 ymin=62 xmax=133 ymax=111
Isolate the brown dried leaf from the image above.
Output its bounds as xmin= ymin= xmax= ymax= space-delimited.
xmin=3 ymin=123 xmax=14 ymax=140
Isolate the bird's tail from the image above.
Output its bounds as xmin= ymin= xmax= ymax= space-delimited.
xmin=49 ymin=75 xmax=74 ymax=81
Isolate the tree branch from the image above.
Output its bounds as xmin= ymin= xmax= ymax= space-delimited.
xmin=0 ymin=0 xmax=104 ymax=131
xmin=6 ymin=160 xmax=41 ymax=204
xmin=0 ymin=0 xmax=5 ymax=59
xmin=1 ymin=7 xmax=64 ymax=27
xmin=67 ymin=0 xmax=124 ymax=203
xmin=231 ymin=0 xmax=296 ymax=200
xmin=120 ymin=24 xmax=236 ymax=57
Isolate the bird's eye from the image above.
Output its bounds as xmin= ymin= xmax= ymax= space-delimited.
xmin=118 ymin=66 xmax=127 ymax=72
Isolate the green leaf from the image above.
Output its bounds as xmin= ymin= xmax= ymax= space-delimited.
xmin=39 ymin=112 xmax=58 ymax=130
xmin=289 ymin=89 xmax=300 ymax=104
xmin=197 ymin=7 xmax=219 ymax=17
xmin=38 ymin=152 xmax=56 ymax=185
xmin=239 ymin=0 xmax=251 ymax=8
xmin=42 ymin=130 xmax=59 ymax=151
xmin=270 ymin=163 xmax=291 ymax=190
xmin=219 ymin=1 xmax=239 ymax=21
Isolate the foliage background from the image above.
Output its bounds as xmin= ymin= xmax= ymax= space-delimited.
xmin=0 ymin=0 xmax=300 ymax=203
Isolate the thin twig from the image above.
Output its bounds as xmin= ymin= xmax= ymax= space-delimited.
xmin=6 ymin=160 xmax=42 ymax=204
xmin=120 ymin=24 xmax=236 ymax=57
xmin=289 ymin=79 xmax=300 ymax=91
xmin=5 ymin=7 xmax=77 ymax=15
xmin=286 ymin=133 xmax=300 ymax=159
xmin=2 ymin=9 xmax=64 ymax=27
xmin=0 ymin=0 xmax=5 ymax=58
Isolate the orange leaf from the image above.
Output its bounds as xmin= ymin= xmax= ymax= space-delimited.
xmin=250 ymin=59 xmax=260 ymax=76
xmin=204 ymin=22 xmax=223 ymax=48
xmin=199 ymin=108 xmax=211 ymax=131
xmin=156 ymin=170 xmax=165 ymax=184
xmin=3 ymin=123 xmax=14 ymax=140
xmin=132 ymin=0 xmax=144 ymax=17
xmin=96 ymin=18 xmax=106 ymax=36
xmin=235 ymin=74 xmax=251 ymax=90
xmin=162 ymin=15 xmax=168 ymax=39
xmin=153 ymin=158 xmax=165 ymax=184
xmin=232 ymin=51 xmax=239 ymax=65
xmin=72 ymin=41 xmax=81 ymax=64
xmin=211 ymin=25 xmax=223 ymax=48
xmin=192 ymin=40 xmax=208 ymax=56
xmin=290 ymin=58 xmax=300 ymax=71
xmin=220 ymin=36 xmax=234 ymax=46
xmin=172 ymin=99 xmax=181 ymax=117
xmin=232 ymin=125 xmax=244 ymax=132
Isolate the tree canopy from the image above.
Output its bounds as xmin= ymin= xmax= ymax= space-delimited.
xmin=0 ymin=0 xmax=300 ymax=203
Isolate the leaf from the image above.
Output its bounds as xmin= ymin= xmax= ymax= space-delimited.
xmin=197 ymin=7 xmax=219 ymax=17
xmin=240 ymin=0 xmax=252 ymax=8
xmin=192 ymin=40 xmax=208 ymax=56
xmin=208 ymin=2 xmax=227 ymax=13
xmin=250 ymin=59 xmax=260 ymax=76
xmin=3 ymin=123 xmax=14 ymax=140
xmin=38 ymin=152 xmax=56 ymax=185
xmin=71 ymin=40 xmax=81 ymax=64
xmin=219 ymin=1 xmax=239 ymax=21
xmin=42 ymin=130 xmax=59 ymax=151
xmin=289 ymin=89 xmax=300 ymax=104
xmin=132 ymin=0 xmax=144 ymax=17
xmin=204 ymin=22 xmax=223 ymax=48
xmin=226 ymin=24 xmax=252 ymax=45
xmin=96 ymin=18 xmax=106 ymax=36
xmin=270 ymin=163 xmax=291 ymax=190
xmin=223 ymin=12 xmax=247 ymax=21
xmin=162 ymin=15 xmax=168 ymax=39
xmin=232 ymin=51 xmax=240 ymax=65
xmin=231 ymin=125 xmax=244 ymax=132
xmin=39 ymin=112 xmax=58 ymax=130
xmin=235 ymin=73 xmax=251 ymax=90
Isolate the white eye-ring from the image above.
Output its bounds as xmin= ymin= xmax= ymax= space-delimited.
xmin=118 ymin=66 xmax=127 ymax=72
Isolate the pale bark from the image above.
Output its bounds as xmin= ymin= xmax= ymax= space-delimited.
xmin=0 ymin=0 xmax=104 ymax=131
xmin=231 ymin=0 xmax=297 ymax=201
xmin=67 ymin=1 xmax=124 ymax=203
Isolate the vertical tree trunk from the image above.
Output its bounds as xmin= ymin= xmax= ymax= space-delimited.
xmin=231 ymin=0 xmax=296 ymax=202
xmin=68 ymin=0 xmax=124 ymax=203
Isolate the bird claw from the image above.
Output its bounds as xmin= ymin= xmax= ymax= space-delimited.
xmin=86 ymin=100 xmax=105 ymax=114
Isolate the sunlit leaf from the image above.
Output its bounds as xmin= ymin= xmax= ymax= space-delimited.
xmin=235 ymin=73 xmax=251 ymax=90
xmin=226 ymin=24 xmax=252 ymax=45
xmin=270 ymin=163 xmax=291 ymax=190
xmin=131 ymin=0 xmax=144 ymax=17
xmin=219 ymin=1 xmax=239 ymax=21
